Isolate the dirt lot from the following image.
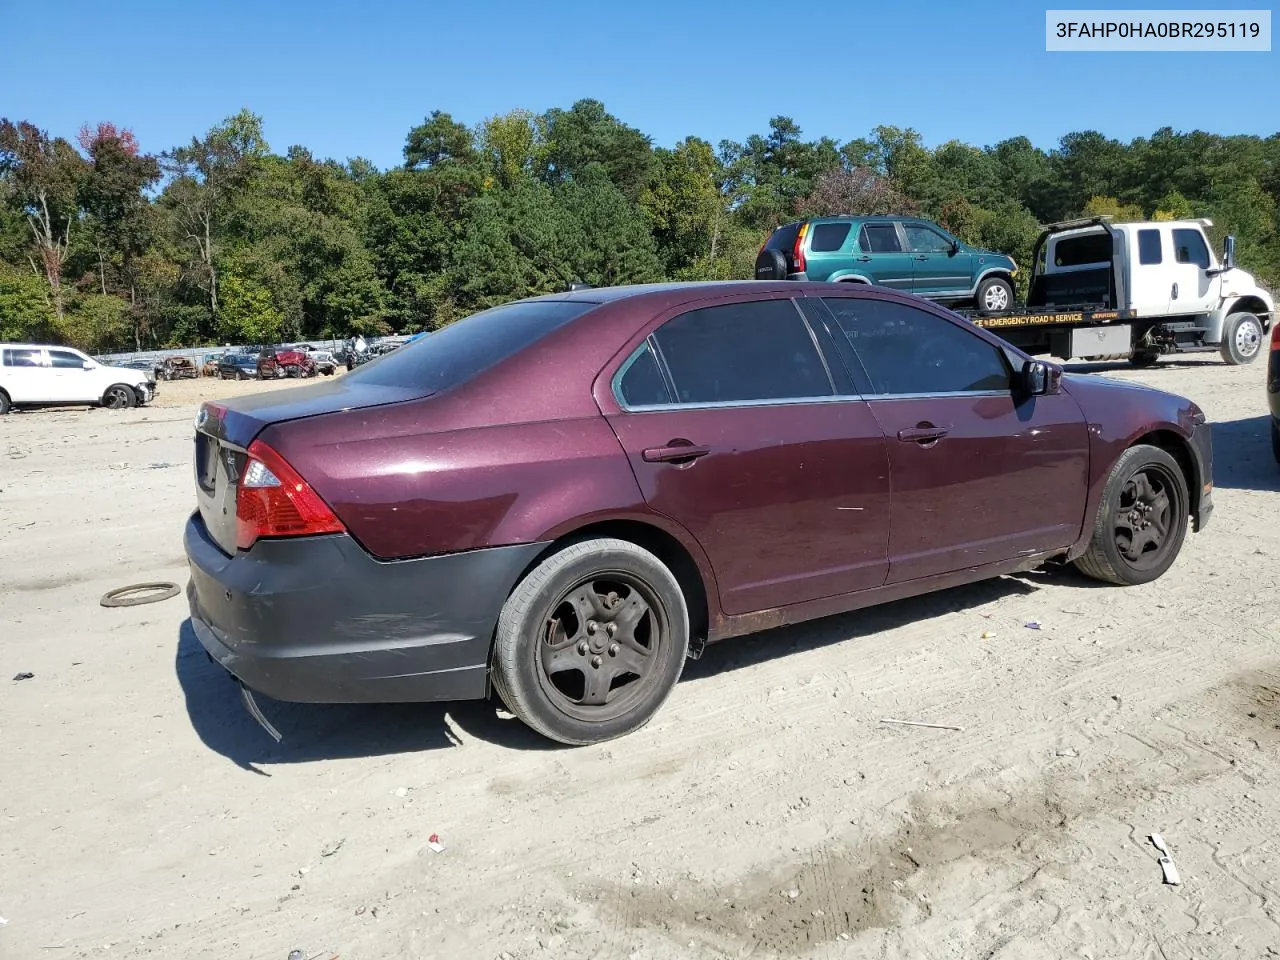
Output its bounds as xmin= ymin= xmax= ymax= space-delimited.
xmin=2 ymin=360 xmax=1278 ymax=960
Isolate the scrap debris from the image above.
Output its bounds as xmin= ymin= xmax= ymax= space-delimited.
xmin=880 ymin=718 xmax=964 ymax=732
xmin=1150 ymin=833 xmax=1182 ymax=886
xmin=11 ymin=672 xmax=34 ymax=682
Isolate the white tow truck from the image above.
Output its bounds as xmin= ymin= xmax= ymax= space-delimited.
xmin=962 ymin=216 xmax=1275 ymax=367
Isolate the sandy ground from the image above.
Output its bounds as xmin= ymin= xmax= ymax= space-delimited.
xmin=1 ymin=358 xmax=1278 ymax=960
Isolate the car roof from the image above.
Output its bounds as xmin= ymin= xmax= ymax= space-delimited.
xmin=526 ymin=280 xmax=799 ymax=305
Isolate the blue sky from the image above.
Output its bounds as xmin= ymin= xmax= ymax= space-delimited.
xmin=4 ymin=0 xmax=1277 ymax=167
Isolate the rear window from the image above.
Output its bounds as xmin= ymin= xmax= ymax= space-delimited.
xmin=1053 ymin=233 xmax=1112 ymax=267
xmin=809 ymin=223 xmax=852 ymax=253
xmin=1137 ymin=229 xmax=1162 ymax=265
xmin=345 ymin=299 xmax=597 ymax=393
xmin=2 ymin=348 xmax=43 ymax=367
xmin=765 ymin=224 xmax=802 ymax=252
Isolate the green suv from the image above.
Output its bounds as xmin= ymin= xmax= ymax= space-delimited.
xmin=755 ymin=216 xmax=1017 ymax=315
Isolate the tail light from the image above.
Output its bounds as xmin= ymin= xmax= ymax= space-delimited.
xmin=235 ymin=439 xmax=344 ymax=550
xmin=792 ymin=223 xmax=809 ymax=274
xmin=1271 ymin=324 xmax=1280 ymax=351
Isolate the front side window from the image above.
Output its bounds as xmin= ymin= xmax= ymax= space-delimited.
xmin=651 ymin=299 xmax=833 ymax=405
xmin=902 ymin=224 xmax=954 ymax=253
xmin=1172 ymin=229 xmax=1210 ymax=269
xmin=48 ymin=350 xmax=85 ymax=369
xmin=858 ymin=223 xmax=902 ymax=254
xmin=821 ymin=297 xmax=1011 ymax=395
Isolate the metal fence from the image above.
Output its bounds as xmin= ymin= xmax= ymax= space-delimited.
xmin=93 ymin=336 xmax=411 ymax=368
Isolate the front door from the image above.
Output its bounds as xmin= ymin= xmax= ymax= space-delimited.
xmin=855 ymin=222 xmax=915 ymax=293
xmin=1167 ymin=227 xmax=1218 ymax=316
xmin=47 ymin=348 xmax=95 ymax=402
xmin=902 ymin=221 xmax=972 ymax=298
xmin=599 ymin=296 xmax=892 ymax=616
xmin=812 ymin=294 xmax=1091 ymax=584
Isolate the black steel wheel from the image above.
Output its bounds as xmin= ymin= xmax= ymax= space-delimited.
xmin=491 ymin=538 xmax=689 ymax=745
xmin=102 ymin=384 xmax=136 ymax=410
xmin=1074 ymin=444 xmax=1189 ymax=586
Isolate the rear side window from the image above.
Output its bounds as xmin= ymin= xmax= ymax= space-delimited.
xmin=48 ymin=350 xmax=83 ymax=369
xmin=765 ymin=223 xmax=802 ymax=252
xmin=346 ymin=299 xmax=597 ymax=393
xmin=858 ymin=223 xmax=902 ymax=253
xmin=821 ymin=297 xmax=1011 ymax=395
xmin=1172 ymin=228 xmax=1210 ymax=269
xmin=809 ymin=223 xmax=852 ymax=253
xmin=2 ymin=348 xmax=43 ymax=367
xmin=1053 ymin=233 xmax=1112 ymax=266
xmin=652 ymin=300 xmax=833 ymax=404
xmin=1137 ymin=229 xmax=1163 ymax=265
xmin=615 ymin=342 xmax=672 ymax=407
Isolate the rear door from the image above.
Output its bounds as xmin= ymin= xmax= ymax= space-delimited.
xmin=598 ymin=294 xmax=892 ymax=615
xmin=1128 ymin=226 xmax=1170 ymax=316
xmin=855 ymin=222 xmax=915 ymax=292
xmin=902 ymin=222 xmax=972 ymax=298
xmin=813 ymin=294 xmax=1090 ymax=584
xmin=1 ymin=347 xmax=47 ymax=402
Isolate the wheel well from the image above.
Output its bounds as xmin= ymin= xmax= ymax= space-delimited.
xmin=1133 ymin=429 xmax=1200 ymax=519
xmin=1228 ymin=296 xmax=1271 ymax=325
xmin=834 ymin=276 xmax=868 ymax=284
xmin=517 ymin=520 xmax=711 ymax=643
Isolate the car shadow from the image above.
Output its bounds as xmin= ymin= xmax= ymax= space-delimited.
xmin=1211 ymin=415 xmax=1279 ymax=492
xmin=1062 ymin=357 xmax=1222 ymax=375
xmin=174 ymin=620 xmax=557 ymax=772
xmin=684 ymin=575 xmax=1039 ymax=682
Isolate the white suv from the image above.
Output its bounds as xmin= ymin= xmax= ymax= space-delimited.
xmin=0 ymin=343 xmax=156 ymax=415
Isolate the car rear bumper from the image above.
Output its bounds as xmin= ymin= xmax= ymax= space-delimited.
xmin=184 ymin=513 xmax=549 ymax=703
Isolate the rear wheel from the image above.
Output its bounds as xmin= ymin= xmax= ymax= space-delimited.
xmin=975 ymin=276 xmax=1013 ymax=316
xmin=491 ymin=538 xmax=689 ymax=745
xmin=102 ymin=384 xmax=136 ymax=410
xmin=1128 ymin=349 xmax=1161 ymax=368
xmin=0 ymin=389 xmax=10 ymax=415
xmin=1219 ymin=312 xmax=1263 ymax=365
xmin=1073 ymin=444 xmax=1189 ymax=586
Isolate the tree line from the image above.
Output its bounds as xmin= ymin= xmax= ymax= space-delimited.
xmin=1 ymin=101 xmax=1277 ymax=352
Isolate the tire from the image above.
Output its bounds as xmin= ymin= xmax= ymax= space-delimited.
xmin=236 ymin=370 xmax=248 ymax=381
xmin=754 ymin=248 xmax=788 ymax=281
xmin=284 ymin=364 xmax=300 ymax=378
xmin=490 ymin=538 xmax=690 ymax=745
xmin=1271 ymin=418 xmax=1280 ymax=465
xmin=101 ymin=384 xmax=136 ymax=410
xmin=1128 ymin=349 xmax=1161 ymax=368
xmin=1073 ymin=444 xmax=1189 ymax=586
xmin=975 ymin=276 xmax=1014 ymax=316
xmin=0 ymin=389 xmax=10 ymax=415
xmin=1219 ymin=312 xmax=1264 ymax=365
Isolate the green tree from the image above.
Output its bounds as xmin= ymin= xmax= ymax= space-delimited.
xmin=404 ymin=111 xmax=477 ymax=170
xmin=0 ymin=265 xmax=56 ymax=341
xmin=541 ymin=99 xmax=654 ymax=201
xmin=218 ymin=270 xmax=285 ymax=343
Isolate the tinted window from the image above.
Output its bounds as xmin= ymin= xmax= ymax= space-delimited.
xmin=346 ymin=299 xmax=597 ymax=393
xmin=48 ymin=350 xmax=84 ymax=369
xmin=1172 ymin=228 xmax=1210 ymax=268
xmin=1137 ymin=229 xmax=1163 ymax=265
xmin=653 ymin=300 xmax=833 ymax=404
xmin=3 ymin=348 xmax=43 ymax=367
xmin=821 ymin=298 xmax=1011 ymax=395
xmin=616 ymin=341 xmax=672 ymax=407
xmin=809 ymin=223 xmax=852 ymax=253
xmin=1053 ymin=233 xmax=1112 ymax=266
xmin=859 ymin=223 xmax=902 ymax=253
xmin=765 ymin=223 xmax=801 ymax=252
xmin=903 ymin=224 xmax=953 ymax=253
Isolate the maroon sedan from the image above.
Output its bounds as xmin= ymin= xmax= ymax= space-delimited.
xmin=185 ymin=281 xmax=1213 ymax=745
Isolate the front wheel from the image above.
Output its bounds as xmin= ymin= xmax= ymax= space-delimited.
xmin=1073 ymin=444 xmax=1189 ymax=586
xmin=975 ymin=276 xmax=1014 ymax=316
xmin=0 ymin=389 xmax=10 ymax=415
xmin=490 ymin=538 xmax=690 ymax=745
xmin=1219 ymin=312 xmax=1264 ymax=365
xmin=101 ymin=384 xmax=136 ymax=410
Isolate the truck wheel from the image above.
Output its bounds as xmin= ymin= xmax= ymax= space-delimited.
xmin=1219 ymin=311 xmax=1263 ymax=365
xmin=975 ymin=276 xmax=1013 ymax=315
xmin=490 ymin=538 xmax=689 ymax=745
xmin=1128 ymin=349 xmax=1161 ymax=368
xmin=1073 ymin=444 xmax=1188 ymax=587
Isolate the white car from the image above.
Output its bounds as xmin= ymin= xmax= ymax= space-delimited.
xmin=0 ymin=343 xmax=156 ymax=415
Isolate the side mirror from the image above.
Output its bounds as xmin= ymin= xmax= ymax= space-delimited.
xmin=82 ymin=361 xmax=94 ymax=370
xmin=1022 ymin=359 xmax=1062 ymax=396
xmin=1222 ymin=235 xmax=1236 ymax=270
xmin=950 ymin=240 xmax=960 ymax=255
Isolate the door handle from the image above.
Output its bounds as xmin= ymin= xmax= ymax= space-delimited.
xmin=1171 ymin=282 xmax=1179 ymax=299
xmin=897 ymin=424 xmax=952 ymax=444
xmin=642 ymin=441 xmax=711 ymax=464
xmin=856 ymin=255 xmax=872 ymax=262
xmin=914 ymin=255 xmax=929 ymax=261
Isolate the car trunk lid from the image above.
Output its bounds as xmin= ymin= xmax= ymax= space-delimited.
xmin=192 ymin=378 xmax=426 ymax=555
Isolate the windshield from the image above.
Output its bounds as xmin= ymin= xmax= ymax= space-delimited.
xmin=344 ymin=298 xmax=598 ymax=394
